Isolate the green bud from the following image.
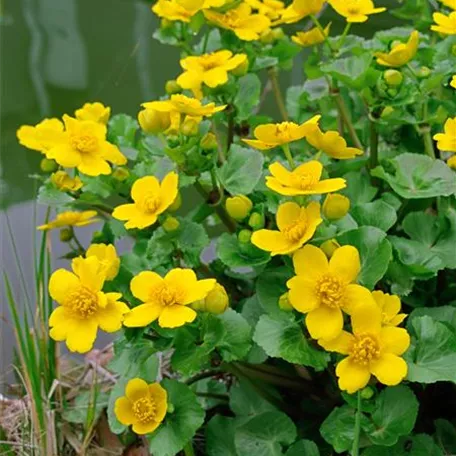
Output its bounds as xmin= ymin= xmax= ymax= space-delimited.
xmin=320 ymin=239 xmax=341 ymax=258
xmin=381 ymin=106 xmax=395 ymax=118
xmin=40 ymin=158 xmax=58 ymax=173
xmin=386 ymin=88 xmax=398 ymax=98
xmin=452 ymin=44 xmax=456 ymax=56
xmin=248 ymin=212 xmax=265 ymax=230
xmin=238 ymin=229 xmax=252 ymax=244
xmin=59 ymin=227 xmax=73 ymax=242
xmin=91 ymin=231 xmax=105 ymax=243
xmin=167 ymin=135 xmax=180 ymax=148
xmin=417 ymin=66 xmax=431 ymax=78
xmin=181 ymin=116 xmax=200 ymax=136
xmin=161 ymin=18 xmax=172 ymax=29
xmin=231 ymin=58 xmax=249 ymax=77
xmin=112 ymin=167 xmax=130 ymax=182
xmin=323 ymin=194 xmax=350 ymax=221
xmin=200 ymin=132 xmax=218 ymax=151
xmin=225 ymin=195 xmax=253 ymax=221
xmin=168 ymin=192 xmax=182 ymax=212
xmin=167 ymin=403 xmax=175 ymax=413
xmin=278 ymin=292 xmax=293 ymax=312
xmin=360 ymin=387 xmax=375 ymax=400
xmin=204 ymin=283 xmax=229 ymax=314
xmin=165 ymin=79 xmax=182 ymax=95
xmin=259 ymin=30 xmax=274 ymax=44
xmin=162 ymin=216 xmax=180 ymax=232
xmin=383 ymin=69 xmax=403 ymax=87
xmin=271 ymin=27 xmax=285 ymax=41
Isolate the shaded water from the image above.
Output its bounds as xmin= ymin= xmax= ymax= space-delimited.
xmin=0 ymin=0 xmax=400 ymax=383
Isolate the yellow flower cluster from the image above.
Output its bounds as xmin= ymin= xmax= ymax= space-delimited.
xmin=433 ymin=117 xmax=456 ymax=168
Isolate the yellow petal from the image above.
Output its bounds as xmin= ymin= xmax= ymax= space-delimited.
xmin=78 ymin=155 xmax=111 ymax=176
xmin=370 ymin=353 xmax=408 ymax=386
xmin=47 ymin=144 xmax=81 ymax=168
xmin=71 ymin=256 xmax=105 ymax=292
xmin=292 ymin=244 xmax=328 ymax=278
xmin=158 ymin=304 xmax=197 ymax=328
xmin=287 ymin=276 xmax=319 ymax=313
xmin=126 ymin=378 xmax=149 ymax=401
xmin=132 ymin=420 xmax=161 ymax=435
xmin=269 ymin=161 xmax=293 ymax=184
xmin=49 ymin=269 xmax=80 ymax=303
xmin=379 ymin=326 xmax=410 ymax=355
xmin=203 ymin=67 xmax=229 ymax=87
xmin=319 ymin=331 xmax=354 ymax=354
xmin=183 ymin=279 xmax=217 ymax=305
xmin=294 ymin=160 xmax=323 ymax=181
xmin=65 ymin=319 xmax=98 ymax=353
xmin=112 ymin=203 xmax=141 ymax=221
xmin=336 ymin=357 xmax=371 ymax=394
xmin=149 ymin=383 xmax=168 ymax=423
xmin=313 ymin=178 xmax=347 ymax=193
xmin=351 ymin=300 xmax=382 ymax=336
xmin=329 ymin=245 xmax=360 ymax=283
xmin=131 ymin=271 xmax=163 ymax=302
xmin=343 ymin=284 xmax=374 ymax=314
xmin=276 ymin=201 xmax=301 ymax=231
xmin=242 ymin=138 xmax=276 ymax=150
xmin=96 ymin=301 xmax=125 ymax=333
xmin=101 ymin=142 xmax=127 ymax=165
xmin=306 ymin=306 xmax=343 ymax=341
xmin=132 ymin=176 xmax=160 ymax=203
xmin=158 ymin=171 xmax=179 ymax=213
xmin=114 ymin=397 xmax=135 ymax=425
xmin=123 ymin=303 xmax=164 ymax=327
xmin=251 ymin=229 xmax=293 ymax=255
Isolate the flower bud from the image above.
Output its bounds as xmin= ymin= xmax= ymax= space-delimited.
xmin=417 ymin=66 xmax=431 ymax=78
xmin=271 ymin=27 xmax=285 ymax=41
xmin=91 ymin=231 xmax=105 ymax=243
xmin=383 ymin=69 xmax=403 ymax=87
xmin=320 ymin=239 xmax=341 ymax=258
xmin=278 ymin=292 xmax=293 ymax=312
xmin=162 ymin=215 xmax=180 ymax=232
xmin=166 ymin=403 xmax=175 ymax=413
xmin=161 ymin=18 xmax=172 ymax=29
xmin=238 ymin=229 xmax=252 ymax=244
xmin=51 ymin=171 xmax=83 ymax=192
xmin=192 ymin=283 xmax=229 ymax=314
xmin=168 ymin=192 xmax=182 ymax=212
xmin=40 ymin=158 xmax=58 ymax=173
xmin=322 ymin=194 xmax=350 ymax=221
xmin=138 ymin=108 xmax=171 ymax=134
xmin=112 ymin=167 xmax=130 ymax=182
xmin=259 ymin=30 xmax=275 ymax=44
xmin=248 ymin=212 xmax=265 ymax=230
xmin=59 ymin=227 xmax=73 ymax=242
xmin=200 ymin=132 xmax=218 ymax=151
xmin=225 ymin=195 xmax=253 ymax=221
xmin=381 ymin=106 xmax=395 ymax=118
xmin=181 ymin=116 xmax=200 ymax=136
xmin=165 ymin=79 xmax=182 ymax=95
xmin=360 ymin=386 xmax=375 ymax=400
xmin=231 ymin=57 xmax=249 ymax=77
xmin=452 ymin=44 xmax=456 ymax=56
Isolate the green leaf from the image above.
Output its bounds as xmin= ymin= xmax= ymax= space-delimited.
xmin=37 ymin=184 xmax=74 ymax=206
xmin=63 ymin=390 xmax=109 ymax=425
xmin=338 ymin=227 xmax=392 ymax=290
xmin=404 ymin=316 xmax=456 ymax=383
xmin=256 ymin=268 xmax=292 ymax=317
xmin=434 ymin=419 xmax=456 ymax=454
xmin=216 ymin=309 xmax=252 ymax=362
xmin=320 ymin=405 xmax=374 ymax=453
xmin=234 ymin=74 xmax=261 ymax=121
xmin=81 ymin=175 xmax=113 ymax=198
xmin=148 ymin=379 xmax=205 ymax=456
xmin=229 ymin=379 xmax=277 ymax=416
xmin=108 ymin=113 xmax=138 ymax=149
xmin=342 ymin=171 xmax=377 ymax=204
xmin=217 ymin=144 xmax=264 ymax=195
xmin=285 ymin=440 xmax=319 ymax=456
xmin=351 ymin=200 xmax=397 ymax=232
xmin=253 ymin=313 xmax=329 ymax=370
xmin=363 ymin=434 xmax=443 ymax=456
xmin=217 ymin=233 xmax=270 ymax=269
xmin=369 ymin=386 xmax=419 ymax=446
xmin=371 ymin=154 xmax=456 ymax=199
xmin=234 ymin=411 xmax=297 ymax=456
xmin=206 ymin=416 xmax=238 ymax=456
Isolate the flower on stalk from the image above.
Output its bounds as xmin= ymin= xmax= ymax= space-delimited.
xmin=84 ymin=243 xmax=120 ymax=281
xmin=115 ymin=378 xmax=168 ymax=435
xmin=38 ymin=210 xmax=99 ymax=231
xmin=292 ymin=23 xmax=331 ymax=47
xmin=48 ymin=257 xmax=129 ymax=353
xmin=204 ymin=3 xmax=271 ymax=41
xmin=44 ymin=115 xmax=127 ymax=176
xmin=433 ymin=117 xmax=456 ymax=152
xmin=319 ymin=302 xmax=410 ymax=393
xmin=138 ymin=107 xmax=174 ymax=135
xmin=192 ymin=282 xmax=229 ymax=314
xmin=75 ymin=102 xmax=111 ymax=124
xmin=51 ymin=171 xmax=83 ymax=192
xmin=266 ymin=160 xmax=346 ymax=196
xmin=225 ymin=195 xmax=253 ymax=220
xmin=17 ymin=118 xmax=65 ymax=154
xmin=322 ymin=193 xmax=350 ymax=220
xmin=112 ymin=172 xmax=179 ymax=230
xmin=279 ymin=0 xmax=325 ymax=24
xmin=177 ymin=50 xmax=248 ymax=98
xmin=306 ymin=127 xmax=363 ymax=159
xmin=375 ymin=31 xmax=419 ymax=67
xmin=328 ymin=0 xmax=386 ymax=22
xmin=123 ymin=268 xmax=216 ymax=328
xmin=371 ymin=290 xmax=407 ymax=326
xmin=243 ymin=116 xmax=320 ymax=150
xmin=251 ymin=201 xmax=322 ymax=255
xmin=287 ymin=244 xmax=371 ymax=340
xmin=431 ymin=12 xmax=456 ymax=34
xmin=152 ymin=0 xmax=225 ymax=22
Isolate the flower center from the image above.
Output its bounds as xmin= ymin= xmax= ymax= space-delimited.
xmin=351 ymin=333 xmax=381 ymax=365
xmin=291 ymin=172 xmax=317 ymax=190
xmin=151 ymin=283 xmax=182 ymax=307
xmin=282 ymin=217 xmax=308 ymax=242
xmin=142 ymin=195 xmax=161 ymax=214
xmin=276 ymin=122 xmax=295 ymax=142
xmin=132 ymin=397 xmax=156 ymax=424
xmin=315 ymin=274 xmax=345 ymax=308
xmin=225 ymin=10 xmax=242 ymax=26
xmin=347 ymin=6 xmax=360 ymax=14
xmin=200 ymin=54 xmax=221 ymax=70
xmin=70 ymin=134 xmax=98 ymax=154
xmin=64 ymin=286 xmax=98 ymax=319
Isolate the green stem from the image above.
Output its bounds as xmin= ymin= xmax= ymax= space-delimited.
xmin=268 ymin=67 xmax=288 ymax=121
xmin=72 ymin=234 xmax=85 ymax=253
xmin=183 ymin=441 xmax=195 ymax=456
xmin=202 ymin=28 xmax=210 ymax=53
xmin=369 ymin=118 xmax=379 ymax=170
xmin=185 ymin=369 xmax=221 ymax=385
xmin=226 ymin=104 xmax=235 ymax=152
xmin=332 ymin=90 xmax=363 ymax=150
xmin=310 ymin=14 xmax=334 ymax=53
xmin=281 ymin=144 xmax=296 ymax=169
xmin=421 ymin=126 xmax=436 ymax=159
xmin=338 ymin=23 xmax=352 ymax=50
xmin=351 ymin=392 xmax=362 ymax=456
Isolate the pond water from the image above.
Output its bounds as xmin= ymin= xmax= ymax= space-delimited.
xmin=0 ymin=0 xmax=401 ymax=385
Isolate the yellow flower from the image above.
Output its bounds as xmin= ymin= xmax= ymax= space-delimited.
xmin=306 ymin=127 xmax=363 ymax=159
xmin=451 ymin=75 xmax=456 ymax=89
xmin=251 ymin=201 xmax=322 ymax=256
xmin=48 ymin=257 xmax=129 ymax=353
xmin=287 ymin=244 xmax=371 ymax=340
xmin=292 ymin=23 xmax=331 ymax=47
xmin=431 ymin=11 xmax=456 ymax=34
xmin=112 ymin=172 xmax=179 ymax=230
xmin=192 ymin=283 xmax=229 ymax=314
xmin=38 ymin=210 xmax=99 ymax=231
xmin=152 ymin=0 xmax=225 ymax=22
xmin=319 ymin=302 xmax=410 ymax=393
xmin=375 ymin=31 xmax=419 ymax=67
xmin=283 ymin=0 xmax=325 ymax=20
xmin=124 ymin=268 xmax=216 ymax=328
xmin=328 ymin=0 xmax=386 ymax=22
xmin=433 ymin=117 xmax=456 ymax=152
xmin=115 ymin=379 xmax=167 ymax=435
xmin=45 ymin=115 xmax=127 ymax=176
xmin=51 ymin=171 xmax=83 ymax=192
xmin=17 ymin=118 xmax=65 ymax=154
xmin=447 ymin=155 xmax=456 ymax=168
xmin=246 ymin=0 xmax=285 ymax=20
xmin=75 ymin=102 xmax=111 ymax=124
xmin=85 ymin=243 xmax=120 ymax=281
xmin=439 ymin=0 xmax=456 ymax=10
xmin=225 ymin=195 xmax=253 ymax=220
xmin=243 ymin=116 xmax=320 ymax=150
xmin=371 ymin=290 xmax=407 ymax=326
xmin=266 ymin=160 xmax=346 ymax=196
xmin=138 ymin=108 xmax=173 ymax=134
xmin=322 ymin=193 xmax=350 ymax=220
xmin=177 ymin=50 xmax=248 ymax=99
xmin=204 ymin=3 xmax=271 ymax=41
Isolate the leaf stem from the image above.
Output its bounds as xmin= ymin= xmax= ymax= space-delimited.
xmin=332 ymin=89 xmax=363 ymax=150
xmin=268 ymin=67 xmax=288 ymax=121
xmin=185 ymin=369 xmax=222 ymax=385
xmin=420 ymin=125 xmax=436 ymax=159
xmin=351 ymin=391 xmax=362 ymax=456
xmin=309 ymin=14 xmax=334 ymax=54
xmin=183 ymin=441 xmax=195 ymax=456
xmin=338 ymin=23 xmax=352 ymax=50
xmin=369 ymin=117 xmax=379 ymax=170
xmin=281 ymin=144 xmax=296 ymax=169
